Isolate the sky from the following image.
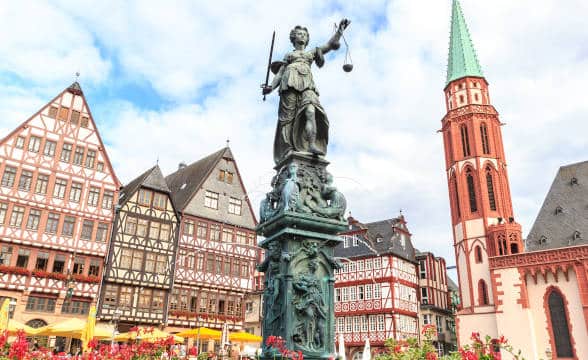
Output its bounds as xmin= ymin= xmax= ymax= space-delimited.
xmin=0 ymin=0 xmax=587 ymax=268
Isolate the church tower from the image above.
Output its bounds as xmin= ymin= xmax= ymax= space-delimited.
xmin=440 ymin=0 xmax=523 ymax=339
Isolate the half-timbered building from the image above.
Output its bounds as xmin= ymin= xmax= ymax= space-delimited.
xmin=97 ymin=165 xmax=179 ymax=330
xmin=165 ymin=147 xmax=259 ymax=333
xmin=415 ymin=250 xmax=457 ymax=355
xmin=334 ymin=215 xmax=419 ymax=359
xmin=0 ymin=82 xmax=119 ymax=331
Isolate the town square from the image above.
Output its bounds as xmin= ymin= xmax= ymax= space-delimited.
xmin=0 ymin=0 xmax=586 ymax=359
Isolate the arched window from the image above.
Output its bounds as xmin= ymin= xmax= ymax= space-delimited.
xmin=460 ymin=125 xmax=471 ymax=157
xmin=497 ymin=234 xmax=507 ymax=256
xmin=474 ymin=245 xmax=483 ymax=263
xmin=547 ymin=290 xmax=573 ymax=358
xmin=451 ymin=174 xmax=460 ymax=218
xmin=480 ymin=123 xmax=490 ymax=154
xmin=478 ymin=280 xmax=489 ymax=305
xmin=466 ymin=169 xmax=477 ymax=213
xmin=485 ymin=167 xmax=497 ymax=211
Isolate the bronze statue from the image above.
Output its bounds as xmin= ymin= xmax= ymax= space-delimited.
xmin=262 ymin=19 xmax=351 ymax=164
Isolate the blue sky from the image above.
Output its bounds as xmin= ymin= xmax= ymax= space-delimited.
xmin=1 ymin=0 xmax=587 ymax=270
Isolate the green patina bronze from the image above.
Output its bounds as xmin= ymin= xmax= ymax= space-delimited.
xmin=446 ymin=0 xmax=484 ymax=85
xmin=257 ymin=20 xmax=350 ymax=360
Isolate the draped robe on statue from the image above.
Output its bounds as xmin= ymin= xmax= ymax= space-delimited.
xmin=273 ymin=48 xmax=329 ymax=164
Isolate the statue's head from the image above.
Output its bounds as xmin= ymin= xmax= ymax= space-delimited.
xmin=290 ymin=26 xmax=309 ymax=47
xmin=288 ymin=163 xmax=298 ymax=177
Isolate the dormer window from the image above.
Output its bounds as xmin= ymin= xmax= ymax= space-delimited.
xmin=376 ymin=236 xmax=383 ymax=243
xmin=554 ymin=206 xmax=563 ymax=215
xmin=573 ymin=231 xmax=581 ymax=241
xmin=539 ymin=235 xmax=548 ymax=245
xmin=570 ymin=177 xmax=578 ymax=185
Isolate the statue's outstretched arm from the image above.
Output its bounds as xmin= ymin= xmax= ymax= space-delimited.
xmin=319 ymin=19 xmax=350 ymax=55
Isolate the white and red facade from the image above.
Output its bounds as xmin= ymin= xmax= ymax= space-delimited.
xmin=334 ymin=216 xmax=419 ymax=359
xmin=0 ymin=82 xmax=119 ymax=328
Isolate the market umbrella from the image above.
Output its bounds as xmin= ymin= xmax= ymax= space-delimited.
xmin=35 ymin=318 xmax=87 ymax=337
xmin=338 ymin=333 xmax=346 ymax=360
xmin=0 ymin=299 xmax=9 ymax=332
xmin=81 ymin=305 xmax=96 ymax=351
xmin=229 ymin=331 xmax=262 ymax=343
xmin=176 ymin=327 xmax=222 ymax=340
xmin=361 ymin=338 xmax=371 ymax=360
xmin=7 ymin=320 xmax=39 ymax=336
xmin=115 ymin=327 xmax=183 ymax=343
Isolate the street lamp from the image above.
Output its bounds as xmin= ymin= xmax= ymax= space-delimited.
xmin=111 ymin=308 xmax=122 ymax=347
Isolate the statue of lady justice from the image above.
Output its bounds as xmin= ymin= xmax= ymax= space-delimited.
xmin=262 ymin=19 xmax=350 ymax=164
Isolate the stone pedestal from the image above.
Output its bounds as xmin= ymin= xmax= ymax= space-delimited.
xmin=257 ymin=153 xmax=347 ymax=360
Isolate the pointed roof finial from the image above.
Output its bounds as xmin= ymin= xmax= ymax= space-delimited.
xmin=75 ymin=72 xmax=80 ymax=82
xmin=446 ymin=0 xmax=484 ymax=85
xmin=226 ymin=139 xmax=230 ymax=148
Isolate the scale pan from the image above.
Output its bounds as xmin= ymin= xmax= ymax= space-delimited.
xmin=343 ymin=63 xmax=353 ymax=72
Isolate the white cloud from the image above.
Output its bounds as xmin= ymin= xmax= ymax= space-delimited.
xmin=0 ymin=0 xmax=587 ymax=267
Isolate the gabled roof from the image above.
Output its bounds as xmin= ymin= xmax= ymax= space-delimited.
xmin=446 ymin=0 xmax=484 ymax=85
xmin=119 ymin=165 xmax=170 ymax=205
xmin=525 ymin=160 xmax=588 ymax=252
xmin=335 ymin=216 xmax=416 ymax=263
xmin=165 ymin=147 xmax=233 ymax=211
xmin=447 ymin=276 xmax=459 ymax=291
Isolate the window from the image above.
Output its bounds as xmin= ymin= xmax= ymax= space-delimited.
xmin=87 ymin=187 xmax=100 ymax=207
xmin=52 ymin=255 xmax=65 ymax=273
xmin=0 ymin=246 xmax=13 ymax=265
xmin=210 ymin=224 xmax=220 ymax=241
xmin=335 ymin=288 xmax=341 ymax=302
xmin=96 ymin=223 xmax=109 ymax=242
xmin=70 ymin=182 xmax=83 ymax=202
xmin=421 ymin=288 xmax=429 ymax=304
xmin=373 ymin=257 xmax=381 ymax=269
xmin=85 ymin=150 xmax=96 ymax=168
xmin=124 ymin=216 xmax=137 ymax=235
xmin=436 ymin=315 xmax=443 ymax=331
xmin=131 ymin=250 xmax=144 ymax=271
xmin=88 ymin=259 xmax=100 ymax=276
xmin=73 ymin=257 xmax=85 ymax=274
xmin=102 ymin=191 xmax=113 ymax=209
xmin=236 ymin=231 xmax=247 ymax=244
xmin=62 ymin=300 xmax=90 ymax=315
xmin=475 ymin=246 xmax=483 ymax=263
xmin=478 ymin=280 xmax=489 ymax=305
xmin=547 ymin=290 xmax=573 ymax=358
xmin=70 ymin=110 xmax=80 ymax=125
xmin=153 ymin=193 xmax=166 ymax=209
xmin=184 ymin=221 xmax=194 ymax=236
xmin=423 ymin=314 xmax=431 ymax=325
xmin=58 ymin=107 xmax=69 ymax=121
xmin=0 ymin=203 xmax=8 ymax=224
xmin=81 ymin=220 xmax=94 ymax=240
xmin=152 ymin=290 xmax=164 ymax=311
xmin=419 ymin=260 xmax=426 ymax=279
xmin=342 ymin=236 xmax=350 ymax=248
xmin=466 ymin=169 xmax=477 ymax=213
xmin=43 ymin=141 xmax=56 ymax=157
xmin=204 ymin=191 xmax=219 ymax=209
xmin=197 ymin=223 xmax=207 ymax=239
xmin=16 ymin=249 xmax=30 ymax=268
xmin=103 ymin=285 xmax=118 ymax=307
xmin=28 ymin=136 xmax=41 ymax=153
xmin=96 ymin=162 xmax=104 ymax=172
xmin=374 ymin=283 xmax=381 ymax=299
xmin=35 ymin=174 xmax=49 ymax=194
xmin=120 ymin=249 xmax=132 ymax=269
xmin=222 ymin=229 xmax=233 ymax=243
xmin=17 ymin=170 xmax=33 ymax=191
xmin=352 ymin=235 xmax=359 ymax=247
xmin=15 ymin=136 xmax=25 ymax=149
xmin=138 ymin=189 xmax=152 ymax=206
xmin=26 ymin=296 xmax=56 ymax=313
xmin=156 ymin=254 xmax=167 ymax=273
xmin=228 ymin=197 xmax=242 ymax=215
xmin=145 ymin=253 xmax=156 ymax=272
xmin=35 ymin=252 xmax=49 ymax=271
xmin=480 ymin=123 xmax=490 ymax=154
xmin=486 ymin=169 xmax=497 ymax=211
xmin=2 ymin=166 xmax=17 ymax=187
xmin=358 ymin=285 xmax=365 ymax=300
xmin=149 ymin=222 xmax=160 ymax=239
xmin=48 ymin=106 xmax=58 ymax=118
xmin=136 ymin=219 xmax=148 ymax=237
xmin=119 ymin=287 xmax=133 ymax=307
xmin=377 ymin=315 xmax=385 ymax=331
xmin=61 ymin=216 xmax=75 ymax=237
xmin=81 ymin=116 xmax=89 ymax=128
xmin=365 ymin=284 xmax=372 ymax=300
xmin=9 ymin=206 xmax=25 ymax=227
xmin=160 ymin=223 xmax=170 ymax=241
xmin=53 ymin=178 xmax=67 ymax=199
xmin=60 ymin=143 xmax=72 ymax=162
xmin=350 ymin=286 xmax=357 ymax=301
xmin=460 ymin=125 xmax=470 ymax=157
xmin=218 ymin=170 xmax=234 ymax=184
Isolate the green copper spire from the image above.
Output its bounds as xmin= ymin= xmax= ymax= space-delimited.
xmin=446 ymin=0 xmax=484 ymax=85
